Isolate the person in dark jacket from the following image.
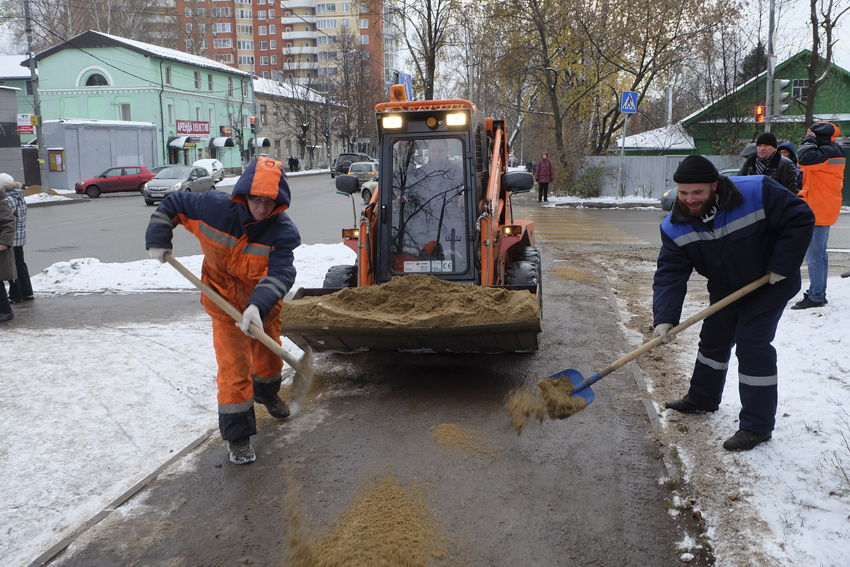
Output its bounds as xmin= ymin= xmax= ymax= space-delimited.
xmin=778 ymin=141 xmax=803 ymax=188
xmin=792 ymin=121 xmax=846 ymax=309
xmin=2 ymin=174 xmax=33 ymax=304
xmin=654 ymin=155 xmax=814 ymax=451
xmin=146 ymin=156 xmax=301 ymax=465
xmin=0 ymin=186 xmax=16 ymax=323
xmin=737 ymin=132 xmax=799 ymax=193
xmin=535 ymin=151 xmax=554 ymax=202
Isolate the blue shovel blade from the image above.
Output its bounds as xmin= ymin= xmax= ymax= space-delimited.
xmin=547 ymin=369 xmax=598 ymax=405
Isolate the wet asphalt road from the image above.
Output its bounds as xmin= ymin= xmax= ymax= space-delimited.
xmin=33 ymin=241 xmax=695 ymax=567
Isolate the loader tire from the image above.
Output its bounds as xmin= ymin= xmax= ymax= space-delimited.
xmin=505 ymin=260 xmax=543 ymax=312
xmin=323 ymin=265 xmax=357 ymax=289
xmin=511 ymin=247 xmax=541 ymax=270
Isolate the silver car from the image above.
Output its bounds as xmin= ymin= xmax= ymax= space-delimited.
xmin=143 ymin=165 xmax=215 ymax=205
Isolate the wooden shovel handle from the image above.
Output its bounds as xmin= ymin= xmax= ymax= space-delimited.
xmin=595 ymin=274 xmax=771 ymax=379
xmin=164 ymin=253 xmax=305 ymax=373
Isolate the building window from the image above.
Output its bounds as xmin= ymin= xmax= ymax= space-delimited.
xmin=270 ymin=40 xmax=276 ymax=49
xmin=258 ymin=10 xmax=266 ymax=19
xmin=236 ymin=8 xmax=252 ymax=18
xmin=360 ymin=3 xmax=367 ymax=11
xmin=165 ymin=66 xmax=172 ymax=86
xmin=196 ymin=107 xmax=202 ymax=121
xmin=184 ymin=7 xmax=192 ymax=16
xmin=186 ymin=23 xmax=193 ymax=33
xmin=317 ymin=19 xmax=336 ymax=29
xmin=214 ymin=38 xmax=233 ymax=48
xmin=216 ymin=53 xmax=234 ymax=63
xmin=237 ymin=40 xmax=255 ymax=50
xmin=269 ymin=25 xmax=275 ymax=34
xmin=360 ymin=18 xmax=368 ymax=29
xmin=238 ymin=55 xmax=255 ymax=65
xmin=360 ymin=34 xmax=369 ymax=44
xmin=208 ymin=74 xmax=213 ymax=91
xmin=85 ymin=73 xmax=108 ymax=86
xmin=271 ymin=55 xmax=277 ymax=64
xmin=341 ymin=18 xmax=350 ymax=28
xmin=119 ymin=103 xmax=131 ymax=121
xmin=274 ymin=139 xmax=280 ymax=158
xmin=194 ymin=71 xmax=201 ymax=89
xmin=214 ymin=22 xmax=232 ymax=33
xmin=260 ymin=56 xmax=269 ymax=65
xmin=341 ymin=2 xmax=350 ymax=11
xmin=260 ymin=41 xmax=268 ymax=50
xmin=228 ymin=77 xmax=233 ymax=96
xmin=261 ymin=71 xmax=269 ymax=78
xmin=209 ymin=108 xmax=215 ymax=128
xmin=212 ymin=7 xmax=231 ymax=16
xmin=168 ymin=104 xmax=175 ymax=125
xmin=793 ymin=79 xmax=809 ymax=102
xmin=316 ymin=3 xmax=336 ymax=14
xmin=259 ymin=25 xmax=267 ymax=35
xmin=25 ymin=80 xmax=32 ymax=95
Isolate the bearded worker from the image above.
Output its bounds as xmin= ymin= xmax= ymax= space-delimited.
xmin=653 ymin=155 xmax=814 ymax=451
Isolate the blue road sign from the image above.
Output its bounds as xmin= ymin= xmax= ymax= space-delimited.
xmin=621 ymin=91 xmax=638 ymax=114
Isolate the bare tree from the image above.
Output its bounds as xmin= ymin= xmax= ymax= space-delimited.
xmin=2 ymin=0 xmax=178 ymax=52
xmin=802 ymin=0 xmax=850 ymax=125
xmin=388 ymin=0 xmax=459 ymax=100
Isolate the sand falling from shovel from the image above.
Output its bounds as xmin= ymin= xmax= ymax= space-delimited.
xmin=285 ymin=472 xmax=446 ymax=566
xmin=505 ymin=376 xmax=587 ymax=433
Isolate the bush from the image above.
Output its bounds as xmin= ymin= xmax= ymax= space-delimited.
xmin=572 ymin=164 xmax=604 ymax=199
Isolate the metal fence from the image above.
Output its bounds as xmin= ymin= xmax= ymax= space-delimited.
xmin=582 ymin=155 xmax=743 ymax=199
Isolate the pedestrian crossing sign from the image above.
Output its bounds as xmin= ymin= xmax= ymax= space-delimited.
xmin=621 ymin=91 xmax=638 ymax=114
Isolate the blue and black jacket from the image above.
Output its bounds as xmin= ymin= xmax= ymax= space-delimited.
xmin=653 ymin=175 xmax=814 ymax=326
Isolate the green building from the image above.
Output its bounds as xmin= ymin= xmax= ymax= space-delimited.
xmin=31 ymin=30 xmax=255 ymax=171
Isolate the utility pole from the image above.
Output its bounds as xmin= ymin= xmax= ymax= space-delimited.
xmin=765 ymin=0 xmax=776 ymax=132
xmin=251 ymin=59 xmax=259 ymax=159
xmin=23 ymin=0 xmax=49 ymax=193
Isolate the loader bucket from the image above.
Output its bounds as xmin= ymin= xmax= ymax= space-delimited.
xmin=280 ymin=283 xmax=541 ymax=354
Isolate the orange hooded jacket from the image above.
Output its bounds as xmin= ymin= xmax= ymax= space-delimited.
xmin=798 ymin=121 xmax=846 ymax=226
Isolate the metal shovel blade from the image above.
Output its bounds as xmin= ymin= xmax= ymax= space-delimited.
xmin=548 ymin=369 xmax=597 ymax=405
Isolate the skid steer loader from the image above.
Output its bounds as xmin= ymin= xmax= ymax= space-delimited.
xmin=281 ymin=85 xmax=542 ymax=353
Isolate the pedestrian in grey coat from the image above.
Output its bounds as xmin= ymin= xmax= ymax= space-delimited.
xmin=0 ymin=186 xmax=17 ymax=322
xmin=2 ymin=173 xmax=33 ymax=303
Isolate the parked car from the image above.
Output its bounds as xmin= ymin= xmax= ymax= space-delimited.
xmin=142 ymin=165 xmax=215 ymax=205
xmin=660 ymin=187 xmax=677 ymax=211
xmin=347 ymin=161 xmax=379 ymax=187
xmin=719 ymin=168 xmax=740 ymax=177
xmin=75 ymin=166 xmax=155 ymax=198
xmin=331 ymin=152 xmax=372 ymax=178
xmin=192 ymin=158 xmax=225 ymax=182
xmin=360 ymin=180 xmax=377 ymax=204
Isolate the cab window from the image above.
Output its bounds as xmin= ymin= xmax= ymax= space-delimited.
xmin=389 ymin=138 xmax=467 ymax=275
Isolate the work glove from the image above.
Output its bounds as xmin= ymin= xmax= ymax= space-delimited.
xmin=148 ymin=248 xmax=172 ymax=263
xmin=768 ymin=272 xmax=786 ymax=285
xmin=239 ymin=304 xmax=262 ymax=337
xmin=653 ymin=323 xmax=676 ymax=344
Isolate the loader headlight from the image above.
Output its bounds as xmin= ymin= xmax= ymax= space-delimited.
xmin=446 ymin=112 xmax=467 ymax=126
xmin=500 ymin=225 xmax=522 ymax=236
xmin=382 ymin=116 xmax=403 ymax=129
xmin=342 ymin=228 xmax=360 ymax=240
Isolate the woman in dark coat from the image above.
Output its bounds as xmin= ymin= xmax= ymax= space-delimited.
xmin=535 ymin=151 xmax=554 ymax=202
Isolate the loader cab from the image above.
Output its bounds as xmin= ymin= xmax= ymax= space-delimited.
xmin=377 ymin=108 xmax=478 ymax=284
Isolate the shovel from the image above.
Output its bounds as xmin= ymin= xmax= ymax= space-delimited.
xmin=554 ymin=274 xmax=771 ymax=405
xmin=164 ymin=253 xmax=314 ymax=414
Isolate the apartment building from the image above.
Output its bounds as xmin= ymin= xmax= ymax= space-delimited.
xmin=176 ymin=0 xmax=399 ymax=90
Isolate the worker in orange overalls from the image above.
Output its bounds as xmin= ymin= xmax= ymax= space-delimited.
xmin=146 ymin=156 xmax=301 ymax=464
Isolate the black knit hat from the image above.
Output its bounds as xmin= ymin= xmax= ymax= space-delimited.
xmin=756 ymin=132 xmax=778 ymax=148
xmin=673 ymin=155 xmax=719 ymax=184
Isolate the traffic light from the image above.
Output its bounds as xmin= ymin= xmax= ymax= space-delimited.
xmin=250 ymin=116 xmax=256 ymax=134
xmin=755 ymin=105 xmax=766 ymax=124
xmin=773 ymin=79 xmax=791 ymax=115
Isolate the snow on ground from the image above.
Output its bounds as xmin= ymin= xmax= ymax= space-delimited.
xmin=2 ymin=193 xmax=849 ymax=565
xmin=0 ymin=243 xmax=354 ymax=567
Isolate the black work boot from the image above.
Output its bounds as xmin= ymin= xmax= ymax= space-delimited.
xmin=722 ymin=430 xmax=772 ymax=451
xmin=228 ymin=437 xmax=256 ymax=465
xmin=791 ymin=293 xmax=827 ymax=310
xmin=664 ymin=394 xmax=719 ymax=413
xmin=255 ymin=395 xmax=291 ymax=419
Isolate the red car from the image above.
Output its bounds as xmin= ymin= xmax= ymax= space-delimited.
xmin=75 ymin=166 xmax=155 ymax=198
